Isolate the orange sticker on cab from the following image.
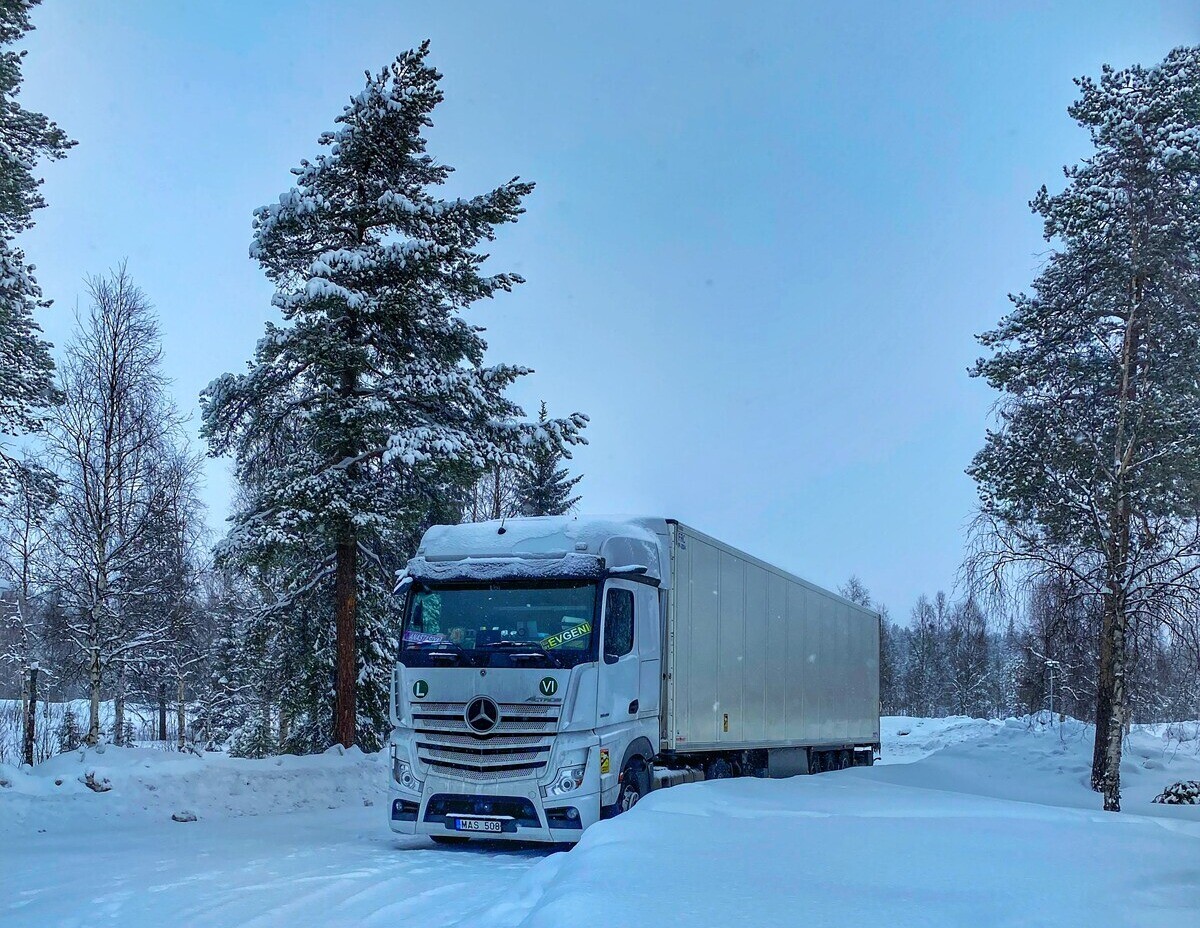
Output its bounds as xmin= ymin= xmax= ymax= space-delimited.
xmin=600 ymin=748 xmax=611 ymax=774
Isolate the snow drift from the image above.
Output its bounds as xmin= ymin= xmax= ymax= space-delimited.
xmin=476 ymin=717 xmax=1200 ymax=928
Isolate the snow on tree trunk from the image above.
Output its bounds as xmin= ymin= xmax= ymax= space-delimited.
xmin=22 ymin=663 xmax=37 ymax=766
xmin=1102 ymin=599 xmax=1129 ymax=811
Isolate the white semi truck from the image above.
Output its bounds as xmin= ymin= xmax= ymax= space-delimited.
xmin=388 ymin=516 xmax=881 ymax=843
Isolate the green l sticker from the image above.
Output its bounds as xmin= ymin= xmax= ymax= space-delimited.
xmin=539 ymin=677 xmax=558 ymax=697
xmin=412 ymin=680 xmax=428 ymax=699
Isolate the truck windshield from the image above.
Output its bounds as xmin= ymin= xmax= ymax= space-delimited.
xmin=400 ymin=581 xmax=598 ymax=668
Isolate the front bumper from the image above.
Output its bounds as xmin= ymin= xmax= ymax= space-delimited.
xmin=389 ymin=772 xmax=602 ymax=843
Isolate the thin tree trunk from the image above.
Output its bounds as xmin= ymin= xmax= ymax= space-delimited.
xmin=333 ymin=531 xmax=358 ymax=748
xmin=22 ymin=663 xmax=38 ymax=766
xmin=19 ymin=668 xmax=29 ymax=757
xmin=113 ymin=669 xmax=125 ymax=746
xmin=176 ymin=675 xmax=187 ymax=752
xmin=87 ymin=647 xmax=102 ymax=746
xmin=158 ymin=683 xmax=168 ymax=741
xmin=87 ymin=559 xmax=108 ymax=746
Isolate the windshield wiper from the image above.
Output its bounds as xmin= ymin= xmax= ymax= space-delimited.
xmin=407 ymin=638 xmax=464 ymax=662
xmin=479 ymin=640 xmax=559 ymax=666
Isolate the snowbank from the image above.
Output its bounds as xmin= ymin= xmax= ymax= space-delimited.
xmin=478 ymin=716 xmax=1200 ymax=928
xmin=878 ymin=714 xmax=1004 ymax=764
xmin=0 ymin=742 xmax=386 ymax=832
xmin=870 ymin=715 xmax=1200 ymax=812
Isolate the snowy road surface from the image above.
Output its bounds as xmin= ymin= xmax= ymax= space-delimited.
xmin=2 ymin=717 xmax=1198 ymax=927
xmin=5 ymin=805 xmax=548 ymax=928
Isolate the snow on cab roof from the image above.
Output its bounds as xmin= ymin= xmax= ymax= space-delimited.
xmin=407 ymin=515 xmax=672 ymax=585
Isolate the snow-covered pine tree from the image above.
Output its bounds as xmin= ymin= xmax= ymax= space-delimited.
xmin=970 ymin=48 xmax=1200 ymax=810
xmin=194 ymin=575 xmax=251 ymax=750
xmin=514 ymin=402 xmax=583 ymax=517
xmin=0 ymin=0 xmax=72 ymax=496
xmin=202 ymin=43 xmax=586 ymax=749
xmin=56 ymin=704 xmax=80 ymax=752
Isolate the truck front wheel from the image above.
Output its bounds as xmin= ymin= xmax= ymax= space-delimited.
xmin=611 ymin=758 xmax=650 ymax=816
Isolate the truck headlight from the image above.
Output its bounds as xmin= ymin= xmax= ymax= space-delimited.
xmin=541 ymin=764 xmax=587 ymax=798
xmin=392 ymin=755 xmax=422 ymax=793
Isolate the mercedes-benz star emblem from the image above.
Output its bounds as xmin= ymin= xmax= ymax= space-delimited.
xmin=464 ymin=696 xmax=500 ymax=734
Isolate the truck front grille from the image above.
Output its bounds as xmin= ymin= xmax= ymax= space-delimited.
xmin=411 ymin=701 xmax=560 ymax=779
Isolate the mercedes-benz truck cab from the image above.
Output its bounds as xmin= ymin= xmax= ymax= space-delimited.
xmin=388 ymin=515 xmax=881 ymax=844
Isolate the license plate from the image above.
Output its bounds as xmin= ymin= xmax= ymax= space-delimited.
xmin=454 ymin=818 xmax=503 ymax=833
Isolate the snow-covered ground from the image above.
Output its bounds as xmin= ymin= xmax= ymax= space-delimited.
xmin=2 ymin=717 xmax=1197 ymax=927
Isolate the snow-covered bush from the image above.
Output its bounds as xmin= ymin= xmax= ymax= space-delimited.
xmin=1152 ymin=780 xmax=1200 ymax=804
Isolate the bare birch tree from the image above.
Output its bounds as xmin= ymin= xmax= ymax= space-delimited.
xmin=44 ymin=266 xmax=185 ymax=745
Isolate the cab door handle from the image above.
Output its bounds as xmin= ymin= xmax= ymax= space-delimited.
xmin=628 ymin=700 xmax=639 ymax=715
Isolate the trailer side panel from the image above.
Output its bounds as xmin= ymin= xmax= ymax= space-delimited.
xmin=667 ymin=522 xmax=880 ymax=753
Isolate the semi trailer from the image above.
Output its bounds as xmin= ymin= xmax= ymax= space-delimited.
xmin=388 ymin=515 xmax=881 ymax=843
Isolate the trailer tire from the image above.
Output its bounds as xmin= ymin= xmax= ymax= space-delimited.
xmin=705 ymin=757 xmax=733 ymax=780
xmin=611 ymin=758 xmax=650 ymax=816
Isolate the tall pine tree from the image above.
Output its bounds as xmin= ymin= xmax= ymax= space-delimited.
xmin=0 ymin=0 xmax=72 ymax=496
xmin=202 ymin=43 xmax=585 ymax=749
xmin=971 ymin=47 xmax=1200 ymax=810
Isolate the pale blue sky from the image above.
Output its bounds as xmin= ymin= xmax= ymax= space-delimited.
xmin=14 ymin=1 xmax=1199 ymax=617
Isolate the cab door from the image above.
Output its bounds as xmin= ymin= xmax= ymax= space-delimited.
xmin=596 ymin=579 xmax=640 ymax=729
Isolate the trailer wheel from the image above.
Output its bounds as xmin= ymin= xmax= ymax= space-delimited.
xmin=704 ymin=757 xmax=733 ymax=780
xmin=612 ymin=758 xmax=650 ymax=815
